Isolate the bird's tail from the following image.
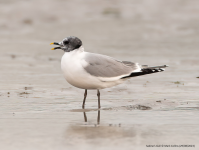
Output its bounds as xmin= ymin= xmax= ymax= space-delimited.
xmin=122 ymin=65 xmax=168 ymax=79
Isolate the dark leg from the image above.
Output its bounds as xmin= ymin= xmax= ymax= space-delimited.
xmin=82 ymin=89 xmax=87 ymax=109
xmin=97 ymin=90 xmax=101 ymax=109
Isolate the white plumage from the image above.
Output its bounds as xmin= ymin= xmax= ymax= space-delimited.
xmin=51 ymin=36 xmax=168 ymax=108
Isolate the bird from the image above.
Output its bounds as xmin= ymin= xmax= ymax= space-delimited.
xmin=50 ymin=36 xmax=168 ymax=109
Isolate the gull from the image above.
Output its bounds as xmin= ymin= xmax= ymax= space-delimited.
xmin=50 ymin=36 xmax=168 ymax=109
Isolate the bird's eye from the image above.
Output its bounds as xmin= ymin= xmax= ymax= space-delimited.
xmin=63 ymin=40 xmax=69 ymax=45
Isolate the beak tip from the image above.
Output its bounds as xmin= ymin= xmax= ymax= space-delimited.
xmin=50 ymin=42 xmax=60 ymax=50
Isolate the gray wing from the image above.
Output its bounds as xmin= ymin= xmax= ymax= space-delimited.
xmin=83 ymin=53 xmax=139 ymax=78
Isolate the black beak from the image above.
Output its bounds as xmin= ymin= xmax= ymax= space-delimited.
xmin=50 ymin=42 xmax=61 ymax=50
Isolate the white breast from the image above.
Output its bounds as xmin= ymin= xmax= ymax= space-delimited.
xmin=61 ymin=47 xmax=100 ymax=89
xmin=61 ymin=47 xmax=125 ymax=89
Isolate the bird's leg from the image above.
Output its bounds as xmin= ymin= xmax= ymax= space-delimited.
xmin=97 ymin=90 xmax=101 ymax=109
xmin=82 ymin=89 xmax=87 ymax=109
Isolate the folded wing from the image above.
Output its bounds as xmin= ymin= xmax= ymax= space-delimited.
xmin=83 ymin=53 xmax=140 ymax=78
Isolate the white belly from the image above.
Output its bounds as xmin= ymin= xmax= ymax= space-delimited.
xmin=61 ymin=50 xmax=125 ymax=89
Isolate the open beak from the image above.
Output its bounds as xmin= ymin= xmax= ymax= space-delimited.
xmin=50 ymin=42 xmax=61 ymax=50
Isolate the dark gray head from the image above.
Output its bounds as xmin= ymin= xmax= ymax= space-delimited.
xmin=51 ymin=36 xmax=82 ymax=52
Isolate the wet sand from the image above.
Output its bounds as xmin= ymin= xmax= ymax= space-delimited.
xmin=0 ymin=0 xmax=199 ymax=149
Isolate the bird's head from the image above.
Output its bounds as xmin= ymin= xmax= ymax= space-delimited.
xmin=50 ymin=36 xmax=82 ymax=52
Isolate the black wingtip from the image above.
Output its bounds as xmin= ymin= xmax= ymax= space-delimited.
xmin=122 ymin=67 xmax=166 ymax=79
xmin=163 ymin=65 xmax=169 ymax=67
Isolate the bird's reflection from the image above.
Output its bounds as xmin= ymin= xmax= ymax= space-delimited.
xmin=83 ymin=110 xmax=100 ymax=124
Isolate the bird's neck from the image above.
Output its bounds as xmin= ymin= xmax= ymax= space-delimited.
xmin=64 ymin=46 xmax=85 ymax=55
xmin=76 ymin=46 xmax=84 ymax=52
